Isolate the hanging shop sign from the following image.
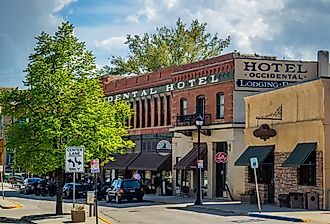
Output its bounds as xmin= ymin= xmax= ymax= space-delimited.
xmin=235 ymin=59 xmax=317 ymax=91
xmin=156 ymin=140 xmax=172 ymax=156
xmin=214 ymin=152 xmax=228 ymax=164
xmin=253 ymin=124 xmax=277 ymax=141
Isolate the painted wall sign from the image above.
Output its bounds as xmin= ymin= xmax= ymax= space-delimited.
xmin=235 ymin=59 xmax=317 ymax=91
xmin=105 ymin=71 xmax=234 ymax=102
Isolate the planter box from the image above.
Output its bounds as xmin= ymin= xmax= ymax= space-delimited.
xmin=240 ymin=194 xmax=257 ymax=204
xmin=71 ymin=210 xmax=86 ymax=223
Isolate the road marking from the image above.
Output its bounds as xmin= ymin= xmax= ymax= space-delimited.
xmin=98 ymin=215 xmax=112 ymax=224
xmin=2 ymin=198 xmax=23 ymax=209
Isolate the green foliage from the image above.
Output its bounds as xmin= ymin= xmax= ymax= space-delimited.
xmin=105 ymin=18 xmax=230 ymax=75
xmin=0 ymin=22 xmax=134 ymax=174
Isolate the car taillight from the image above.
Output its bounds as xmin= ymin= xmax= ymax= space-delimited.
xmin=119 ymin=188 xmax=124 ymax=193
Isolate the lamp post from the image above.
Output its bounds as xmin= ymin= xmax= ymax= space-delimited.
xmin=194 ymin=115 xmax=203 ymax=206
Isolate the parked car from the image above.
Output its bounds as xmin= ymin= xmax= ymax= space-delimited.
xmin=97 ymin=182 xmax=112 ymax=201
xmin=21 ymin=178 xmax=42 ymax=195
xmin=63 ymin=183 xmax=85 ymax=199
xmin=105 ymin=179 xmax=144 ymax=204
xmin=8 ymin=175 xmax=24 ymax=185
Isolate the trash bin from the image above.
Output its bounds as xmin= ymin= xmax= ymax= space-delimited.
xmin=289 ymin=192 xmax=304 ymax=209
xmin=306 ymin=192 xmax=319 ymax=210
xmin=278 ymin=194 xmax=290 ymax=207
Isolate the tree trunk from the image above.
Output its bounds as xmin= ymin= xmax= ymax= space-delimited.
xmin=55 ymin=167 xmax=65 ymax=215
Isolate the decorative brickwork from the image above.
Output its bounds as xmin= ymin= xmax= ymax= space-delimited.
xmin=274 ymin=152 xmax=323 ymax=209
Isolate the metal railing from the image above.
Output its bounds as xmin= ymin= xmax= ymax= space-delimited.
xmin=175 ymin=114 xmax=211 ymax=127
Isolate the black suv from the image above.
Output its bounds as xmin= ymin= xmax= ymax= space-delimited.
xmin=105 ymin=179 xmax=144 ymax=203
xmin=63 ymin=183 xmax=85 ymax=199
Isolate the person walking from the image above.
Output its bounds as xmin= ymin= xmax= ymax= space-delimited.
xmin=133 ymin=171 xmax=141 ymax=181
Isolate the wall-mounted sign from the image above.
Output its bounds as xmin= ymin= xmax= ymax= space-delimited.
xmin=235 ymin=59 xmax=317 ymax=91
xmin=156 ymin=140 xmax=172 ymax=156
xmin=105 ymin=71 xmax=233 ymax=102
xmin=214 ymin=152 xmax=228 ymax=164
xmin=253 ymin=124 xmax=277 ymax=141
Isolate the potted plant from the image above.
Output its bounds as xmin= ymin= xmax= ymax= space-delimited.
xmin=71 ymin=205 xmax=86 ymax=223
xmin=240 ymin=190 xmax=257 ymax=204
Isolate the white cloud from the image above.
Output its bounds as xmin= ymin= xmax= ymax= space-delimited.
xmin=54 ymin=0 xmax=75 ymax=12
xmin=95 ymin=37 xmax=127 ymax=52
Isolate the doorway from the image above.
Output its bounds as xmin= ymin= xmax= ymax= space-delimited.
xmin=215 ymin=142 xmax=227 ymax=197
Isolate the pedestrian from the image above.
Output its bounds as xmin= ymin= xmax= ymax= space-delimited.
xmin=133 ymin=171 xmax=141 ymax=181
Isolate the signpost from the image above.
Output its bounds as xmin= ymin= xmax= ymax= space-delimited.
xmin=90 ymin=159 xmax=100 ymax=224
xmin=0 ymin=165 xmax=4 ymax=199
xmin=250 ymin=157 xmax=261 ymax=213
xmin=65 ymin=146 xmax=84 ymax=208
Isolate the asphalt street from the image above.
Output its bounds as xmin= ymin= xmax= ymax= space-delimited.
xmin=0 ymin=186 xmax=297 ymax=224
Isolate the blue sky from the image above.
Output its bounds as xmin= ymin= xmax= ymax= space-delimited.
xmin=1 ymin=0 xmax=330 ymax=88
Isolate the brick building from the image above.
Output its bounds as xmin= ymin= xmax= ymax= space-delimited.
xmin=102 ymin=52 xmax=317 ymax=198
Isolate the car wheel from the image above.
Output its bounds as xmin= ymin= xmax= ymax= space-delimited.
xmin=137 ymin=196 xmax=143 ymax=202
xmin=24 ymin=188 xmax=28 ymax=195
xmin=127 ymin=198 xmax=132 ymax=202
xmin=106 ymin=195 xmax=111 ymax=203
xmin=115 ymin=195 xmax=121 ymax=204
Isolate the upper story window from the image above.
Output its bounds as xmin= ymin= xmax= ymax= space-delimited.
xmin=216 ymin=92 xmax=224 ymax=119
xmin=154 ymin=97 xmax=158 ymax=126
xmin=160 ymin=96 xmax=165 ymax=126
xmin=180 ymin=98 xmax=187 ymax=116
xmin=147 ymin=98 xmax=151 ymax=127
xmin=141 ymin=99 xmax=146 ymax=128
xmin=196 ymin=95 xmax=205 ymax=116
xmin=166 ymin=95 xmax=171 ymax=125
xmin=135 ymin=100 xmax=140 ymax=128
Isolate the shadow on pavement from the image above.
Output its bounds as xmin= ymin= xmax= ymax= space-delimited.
xmin=21 ymin=213 xmax=70 ymax=223
xmin=166 ymin=206 xmax=246 ymax=217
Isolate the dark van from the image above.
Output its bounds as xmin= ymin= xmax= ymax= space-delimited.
xmin=105 ymin=179 xmax=144 ymax=203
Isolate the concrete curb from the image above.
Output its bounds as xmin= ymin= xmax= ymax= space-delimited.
xmin=0 ymin=198 xmax=23 ymax=209
xmin=186 ymin=205 xmax=248 ymax=216
xmin=248 ymin=212 xmax=309 ymax=222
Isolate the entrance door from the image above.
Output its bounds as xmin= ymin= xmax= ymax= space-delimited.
xmin=215 ymin=142 xmax=227 ymax=197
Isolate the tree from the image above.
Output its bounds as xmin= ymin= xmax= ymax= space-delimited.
xmin=0 ymin=22 xmax=134 ymax=215
xmin=104 ymin=18 xmax=230 ymax=75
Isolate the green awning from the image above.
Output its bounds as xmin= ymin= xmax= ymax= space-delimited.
xmin=234 ymin=145 xmax=274 ymax=166
xmin=282 ymin=143 xmax=316 ymax=167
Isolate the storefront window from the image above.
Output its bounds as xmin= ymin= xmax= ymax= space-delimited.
xmin=298 ymin=151 xmax=316 ymax=186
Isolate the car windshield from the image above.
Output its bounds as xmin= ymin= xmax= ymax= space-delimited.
xmin=28 ymin=178 xmax=41 ymax=183
xmin=123 ymin=180 xmax=140 ymax=189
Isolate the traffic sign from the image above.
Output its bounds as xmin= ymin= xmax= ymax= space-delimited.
xmin=197 ymin=160 xmax=203 ymax=168
xmin=250 ymin=157 xmax=259 ymax=169
xmin=90 ymin=159 xmax=100 ymax=173
xmin=65 ymin=146 xmax=84 ymax=173
xmin=214 ymin=152 xmax=228 ymax=163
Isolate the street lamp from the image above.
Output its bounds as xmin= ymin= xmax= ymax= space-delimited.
xmin=194 ymin=115 xmax=203 ymax=206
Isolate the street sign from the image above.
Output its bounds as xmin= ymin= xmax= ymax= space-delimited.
xmin=65 ymin=146 xmax=84 ymax=173
xmin=250 ymin=157 xmax=259 ymax=169
xmin=214 ymin=152 xmax=228 ymax=163
xmin=197 ymin=160 xmax=203 ymax=168
xmin=90 ymin=159 xmax=100 ymax=173
xmin=87 ymin=191 xmax=95 ymax=204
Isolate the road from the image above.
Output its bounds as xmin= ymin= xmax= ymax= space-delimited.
xmin=0 ymin=185 xmax=294 ymax=224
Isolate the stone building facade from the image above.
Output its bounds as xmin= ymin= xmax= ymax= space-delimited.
xmin=242 ymin=77 xmax=330 ymax=209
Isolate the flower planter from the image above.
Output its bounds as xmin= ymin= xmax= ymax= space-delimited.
xmin=71 ymin=210 xmax=86 ymax=223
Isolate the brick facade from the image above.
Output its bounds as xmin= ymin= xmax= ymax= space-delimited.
xmin=243 ymin=151 xmax=323 ymax=208
xmin=274 ymin=151 xmax=323 ymax=208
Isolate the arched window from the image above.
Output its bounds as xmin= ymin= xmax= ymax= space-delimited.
xmin=216 ymin=92 xmax=224 ymax=119
xmin=196 ymin=95 xmax=205 ymax=116
xmin=180 ymin=98 xmax=187 ymax=116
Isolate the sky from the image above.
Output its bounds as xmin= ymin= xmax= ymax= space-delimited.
xmin=1 ymin=0 xmax=330 ymax=89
